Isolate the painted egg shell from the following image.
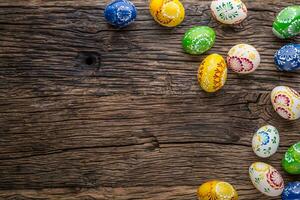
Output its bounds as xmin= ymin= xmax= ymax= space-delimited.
xmin=182 ymin=26 xmax=216 ymax=55
xmin=271 ymin=86 xmax=300 ymax=120
xmin=198 ymin=54 xmax=227 ymax=93
xmin=149 ymin=0 xmax=185 ymax=27
xmin=252 ymin=125 xmax=279 ymax=158
xmin=104 ymin=0 xmax=137 ymax=28
xmin=249 ymin=162 xmax=284 ymax=197
xmin=274 ymin=43 xmax=300 ymax=72
xmin=197 ymin=180 xmax=238 ymax=200
xmin=282 ymin=142 xmax=300 ymax=174
xmin=210 ymin=0 xmax=247 ymax=25
xmin=282 ymin=182 xmax=300 ymax=200
xmin=273 ymin=5 xmax=300 ymax=39
xmin=227 ymin=44 xmax=260 ymax=74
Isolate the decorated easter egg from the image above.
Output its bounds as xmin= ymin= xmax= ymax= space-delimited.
xmin=252 ymin=125 xmax=279 ymax=158
xmin=104 ymin=0 xmax=137 ymax=28
xmin=273 ymin=5 xmax=300 ymax=39
xmin=282 ymin=142 xmax=300 ymax=175
xmin=282 ymin=182 xmax=300 ymax=200
xmin=227 ymin=44 xmax=260 ymax=74
xmin=210 ymin=0 xmax=248 ymax=25
xmin=182 ymin=26 xmax=216 ymax=55
xmin=197 ymin=180 xmax=238 ymax=200
xmin=198 ymin=54 xmax=227 ymax=93
xmin=271 ymin=86 xmax=300 ymax=120
xmin=274 ymin=44 xmax=300 ymax=72
xmin=149 ymin=0 xmax=185 ymax=27
xmin=249 ymin=162 xmax=284 ymax=197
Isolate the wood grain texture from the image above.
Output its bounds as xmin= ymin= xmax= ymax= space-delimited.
xmin=0 ymin=0 xmax=299 ymax=199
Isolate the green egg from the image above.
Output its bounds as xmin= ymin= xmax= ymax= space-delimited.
xmin=273 ymin=5 xmax=300 ymax=39
xmin=182 ymin=26 xmax=216 ymax=55
xmin=282 ymin=142 xmax=300 ymax=174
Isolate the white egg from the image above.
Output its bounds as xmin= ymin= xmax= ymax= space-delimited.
xmin=252 ymin=125 xmax=279 ymax=158
xmin=271 ymin=86 xmax=300 ymax=120
xmin=249 ymin=162 xmax=284 ymax=197
xmin=227 ymin=44 xmax=260 ymax=74
xmin=210 ymin=0 xmax=247 ymax=25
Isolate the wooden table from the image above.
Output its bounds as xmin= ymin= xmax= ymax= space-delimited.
xmin=0 ymin=0 xmax=299 ymax=199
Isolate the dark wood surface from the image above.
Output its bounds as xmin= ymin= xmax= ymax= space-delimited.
xmin=0 ymin=0 xmax=299 ymax=199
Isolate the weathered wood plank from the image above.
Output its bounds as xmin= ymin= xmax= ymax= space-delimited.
xmin=0 ymin=0 xmax=299 ymax=199
xmin=0 ymin=1 xmax=299 ymax=99
xmin=0 ymin=93 xmax=299 ymax=159
xmin=0 ymin=143 xmax=298 ymax=189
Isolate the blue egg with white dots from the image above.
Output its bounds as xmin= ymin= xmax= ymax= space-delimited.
xmin=104 ymin=0 xmax=137 ymax=28
xmin=274 ymin=43 xmax=300 ymax=72
xmin=282 ymin=182 xmax=300 ymax=200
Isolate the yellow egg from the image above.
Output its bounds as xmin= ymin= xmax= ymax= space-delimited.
xmin=197 ymin=180 xmax=238 ymax=200
xmin=149 ymin=0 xmax=185 ymax=27
xmin=197 ymin=54 xmax=227 ymax=93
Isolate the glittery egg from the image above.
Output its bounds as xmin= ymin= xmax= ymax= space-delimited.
xmin=210 ymin=0 xmax=248 ymax=25
xmin=282 ymin=142 xmax=300 ymax=175
xmin=252 ymin=125 xmax=279 ymax=158
xmin=197 ymin=180 xmax=238 ymax=200
xmin=282 ymin=182 xmax=300 ymax=200
xmin=182 ymin=26 xmax=216 ymax=55
xmin=274 ymin=43 xmax=300 ymax=72
xmin=104 ymin=0 xmax=137 ymax=28
xmin=271 ymin=86 xmax=300 ymax=120
xmin=198 ymin=54 xmax=227 ymax=93
xmin=249 ymin=162 xmax=284 ymax=197
xmin=227 ymin=44 xmax=260 ymax=74
xmin=149 ymin=0 xmax=185 ymax=27
xmin=273 ymin=5 xmax=300 ymax=39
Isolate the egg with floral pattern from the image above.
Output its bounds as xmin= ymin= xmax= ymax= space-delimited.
xmin=149 ymin=0 xmax=185 ymax=27
xmin=182 ymin=26 xmax=216 ymax=55
xmin=282 ymin=142 xmax=300 ymax=175
xmin=198 ymin=54 xmax=227 ymax=93
xmin=274 ymin=44 xmax=300 ymax=72
xmin=104 ymin=0 xmax=137 ymax=28
xmin=197 ymin=180 xmax=238 ymax=200
xmin=252 ymin=125 xmax=279 ymax=158
xmin=271 ymin=86 xmax=300 ymax=120
xmin=273 ymin=5 xmax=300 ymax=39
xmin=210 ymin=0 xmax=247 ymax=25
xmin=282 ymin=182 xmax=300 ymax=200
xmin=249 ymin=162 xmax=284 ymax=197
xmin=227 ymin=44 xmax=260 ymax=74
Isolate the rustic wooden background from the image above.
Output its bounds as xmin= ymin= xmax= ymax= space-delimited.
xmin=0 ymin=0 xmax=299 ymax=199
